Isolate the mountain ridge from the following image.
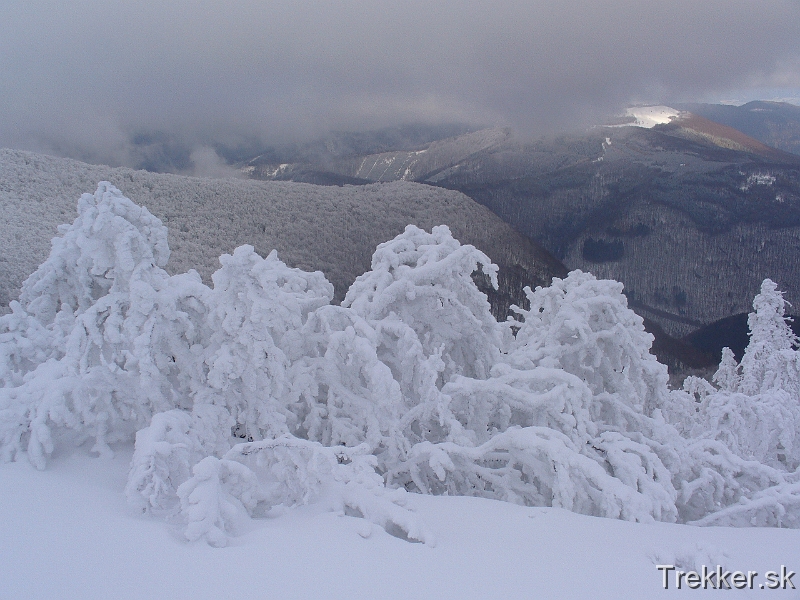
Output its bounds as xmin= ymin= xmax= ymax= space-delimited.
xmin=674 ymin=101 xmax=800 ymax=156
xmin=231 ymin=112 xmax=800 ymax=337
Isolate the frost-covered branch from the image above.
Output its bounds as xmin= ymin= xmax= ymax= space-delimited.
xmin=3 ymin=184 xmax=800 ymax=546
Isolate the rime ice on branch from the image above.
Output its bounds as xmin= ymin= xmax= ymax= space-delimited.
xmin=2 ymin=183 xmax=800 ymax=544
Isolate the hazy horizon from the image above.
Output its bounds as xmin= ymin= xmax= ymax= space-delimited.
xmin=2 ymin=0 xmax=799 ymax=174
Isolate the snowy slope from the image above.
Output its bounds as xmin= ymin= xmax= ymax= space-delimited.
xmin=2 ymin=446 xmax=798 ymax=600
xmin=259 ymin=127 xmax=514 ymax=184
xmin=339 ymin=128 xmax=512 ymax=182
xmin=623 ymin=105 xmax=682 ymax=128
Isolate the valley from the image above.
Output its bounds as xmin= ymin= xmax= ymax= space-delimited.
xmin=237 ymin=104 xmax=800 ymax=341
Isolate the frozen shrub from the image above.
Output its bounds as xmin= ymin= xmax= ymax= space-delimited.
xmin=126 ymin=405 xmax=233 ymax=512
xmin=690 ymin=479 xmax=800 ymax=528
xmin=508 ymin=271 xmax=670 ymax=420
xmin=0 ymin=184 xmax=207 ymax=467
xmin=198 ymin=245 xmax=333 ymax=441
xmin=284 ymin=305 xmax=409 ymax=472
xmin=3 ymin=184 xmax=800 ymax=545
xmin=218 ymin=436 xmax=434 ymax=545
xmin=344 ymin=224 xmax=504 ymax=382
xmin=178 ymin=455 xmax=264 ymax=547
xmin=392 ymin=426 xmax=676 ymax=522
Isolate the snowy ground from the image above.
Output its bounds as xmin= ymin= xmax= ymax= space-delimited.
xmin=2 ymin=446 xmax=799 ymax=600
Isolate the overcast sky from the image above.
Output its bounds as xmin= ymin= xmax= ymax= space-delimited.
xmin=2 ymin=0 xmax=799 ymax=171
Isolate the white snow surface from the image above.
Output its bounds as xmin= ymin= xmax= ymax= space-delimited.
xmin=2 ymin=445 xmax=799 ymax=600
xmin=624 ymin=106 xmax=682 ymax=128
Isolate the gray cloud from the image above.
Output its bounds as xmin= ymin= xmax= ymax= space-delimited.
xmin=1 ymin=0 xmax=799 ymax=168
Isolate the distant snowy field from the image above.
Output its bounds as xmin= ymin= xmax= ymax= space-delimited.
xmin=2 ymin=446 xmax=799 ymax=600
xmin=623 ymin=105 xmax=682 ymax=128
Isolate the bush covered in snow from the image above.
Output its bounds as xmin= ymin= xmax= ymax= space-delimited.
xmin=673 ymin=279 xmax=800 ymax=525
xmin=2 ymin=183 xmax=799 ymax=544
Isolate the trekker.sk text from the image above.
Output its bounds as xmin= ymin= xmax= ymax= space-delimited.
xmin=656 ymin=564 xmax=795 ymax=590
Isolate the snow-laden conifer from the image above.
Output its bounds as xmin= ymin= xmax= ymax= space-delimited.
xmin=739 ymin=279 xmax=800 ymax=396
xmin=684 ymin=279 xmax=800 ymax=471
xmin=674 ymin=278 xmax=800 ymax=524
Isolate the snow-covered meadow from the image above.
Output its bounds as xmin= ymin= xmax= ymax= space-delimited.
xmin=2 ymin=183 xmax=800 ymax=598
xmin=3 ymin=446 xmax=799 ymax=599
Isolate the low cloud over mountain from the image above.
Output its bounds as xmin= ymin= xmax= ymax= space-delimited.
xmin=1 ymin=1 xmax=799 ymax=169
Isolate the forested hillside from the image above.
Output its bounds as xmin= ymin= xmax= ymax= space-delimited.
xmin=675 ymin=101 xmax=800 ymax=156
xmin=426 ymin=126 xmax=800 ymax=336
xmin=0 ymin=149 xmax=564 ymax=319
xmin=236 ymin=117 xmax=800 ymax=337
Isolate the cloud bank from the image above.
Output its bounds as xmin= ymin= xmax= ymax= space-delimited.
xmin=1 ymin=0 xmax=799 ymax=169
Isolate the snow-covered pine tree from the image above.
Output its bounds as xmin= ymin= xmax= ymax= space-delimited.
xmin=688 ymin=279 xmax=800 ymax=470
xmin=674 ymin=279 xmax=800 ymax=526
xmin=739 ymin=279 xmax=800 ymax=396
xmin=713 ymin=347 xmax=741 ymax=393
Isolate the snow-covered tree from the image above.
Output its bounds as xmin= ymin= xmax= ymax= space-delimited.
xmin=684 ymin=280 xmax=800 ymax=471
xmin=508 ymin=271 xmax=670 ymax=420
xmin=389 ymin=271 xmax=681 ymax=523
xmin=739 ymin=279 xmax=800 ymax=396
xmin=4 ymin=184 xmax=800 ymax=545
xmin=125 ymin=405 xmax=233 ymax=512
xmin=287 ymin=306 xmax=406 ymax=458
xmin=343 ymin=224 xmax=504 ymax=383
xmin=0 ymin=183 xmax=207 ymax=467
xmin=713 ymin=347 xmax=741 ymax=392
xmin=198 ymin=245 xmax=333 ymax=441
